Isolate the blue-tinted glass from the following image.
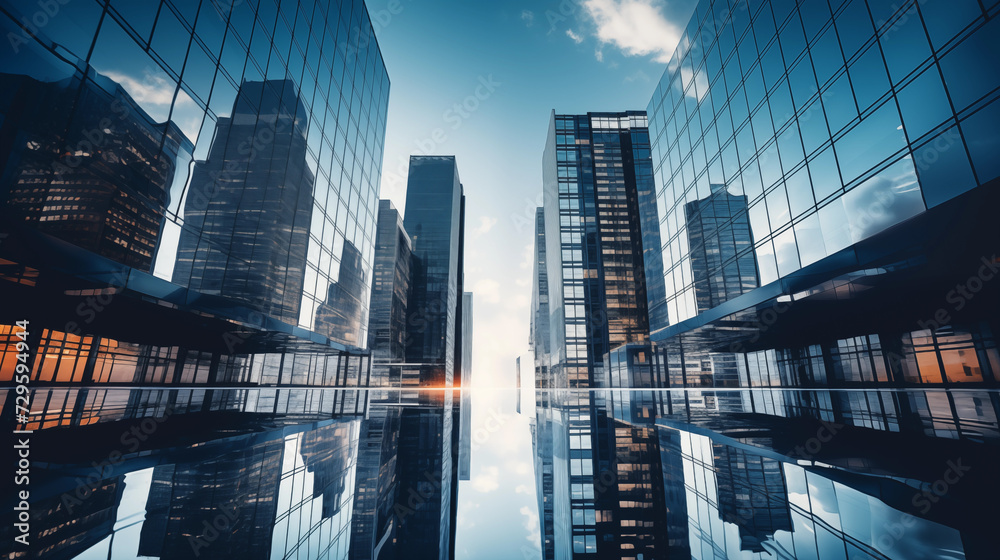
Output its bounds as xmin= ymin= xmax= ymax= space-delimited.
xmin=731 ymin=86 xmax=750 ymax=128
xmin=834 ymin=100 xmax=906 ymax=183
xmin=834 ymin=0 xmax=873 ymax=60
xmin=769 ymin=79 xmax=795 ymax=129
xmin=152 ymin=6 xmax=191 ymax=75
xmin=90 ymin=18 xmax=177 ymax=123
xmin=879 ymin=10 xmax=931 ymax=84
xmin=786 ymin=165 xmax=815 ymax=216
xmin=960 ymin=98 xmax=1000 ymax=184
xmin=772 ymin=0 xmax=797 ymax=27
xmin=110 ymin=0 xmax=156 ymax=42
xmin=913 ymin=126 xmax=977 ymax=208
xmin=752 ymin=104 xmax=775 ymax=147
xmin=737 ymin=124 xmax=757 ymax=167
xmin=756 ymin=239 xmax=779 ymax=284
xmin=780 ymin=12 xmax=808 ymax=64
xmin=798 ymin=100 xmax=830 ymax=155
xmin=749 ymin=199 xmax=771 ymax=240
xmin=799 ymin=0 xmax=832 ymax=42
xmin=938 ymin=17 xmax=1000 ymax=111
xmin=760 ymin=143 xmax=783 ymax=188
xmin=896 ymin=66 xmax=952 ymax=142
xmin=809 ymin=146 xmax=842 ymax=201
xmin=28 ymin=0 xmax=103 ymax=59
xmin=743 ymin=160 xmax=765 ymax=200
xmin=843 ymin=156 xmax=925 ymax=242
xmin=761 ymin=43 xmax=786 ymax=91
xmin=733 ymin=0 xmax=752 ymax=40
xmin=918 ymin=0 xmax=982 ymax=51
xmin=823 ymin=72 xmax=857 ymax=134
xmin=746 ymin=65 xmax=767 ymax=111
xmin=867 ymin=2 xmax=906 ymax=29
xmin=718 ymin=18 xmax=737 ymax=59
xmin=183 ymin=43 xmax=218 ymax=103
xmin=818 ymin=194 xmax=852 ymax=254
xmin=753 ymin=5 xmax=777 ymax=50
xmin=795 ymin=212 xmax=827 ymax=266
xmin=739 ymin=33 xmax=760 ymax=77
xmin=810 ymin=27 xmax=844 ymax=86
xmin=788 ymin=57 xmax=818 ymax=111
xmin=773 ymin=227 xmax=800 ymax=275
xmin=766 ymin=183 xmax=791 ymax=227
xmin=777 ymin=120 xmax=805 ymax=169
xmin=847 ymin=44 xmax=890 ymax=112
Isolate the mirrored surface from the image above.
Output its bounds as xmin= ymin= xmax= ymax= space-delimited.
xmin=4 ymin=387 xmax=998 ymax=559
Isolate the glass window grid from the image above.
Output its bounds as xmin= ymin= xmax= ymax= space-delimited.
xmin=647 ymin=0 xmax=993 ymax=325
xmin=0 ymin=0 xmax=390 ymax=341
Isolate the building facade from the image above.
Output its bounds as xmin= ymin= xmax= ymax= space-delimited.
xmin=645 ymin=0 xmax=1000 ymax=391
xmin=402 ymin=155 xmax=465 ymax=388
xmin=0 ymin=0 xmax=390 ymax=377
xmin=533 ymin=111 xmax=672 ymax=558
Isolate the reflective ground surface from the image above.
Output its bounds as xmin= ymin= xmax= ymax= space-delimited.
xmin=3 ymin=387 xmax=998 ymax=559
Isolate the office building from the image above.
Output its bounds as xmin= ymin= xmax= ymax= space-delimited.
xmin=645 ymin=0 xmax=1000 ymax=389
xmin=0 ymin=0 xmax=390 ymax=377
xmin=403 ymin=155 xmax=465 ymax=388
xmin=532 ymin=111 xmax=670 ymax=558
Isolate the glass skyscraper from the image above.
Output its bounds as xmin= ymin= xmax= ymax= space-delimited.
xmin=0 ymin=0 xmax=388 ymax=367
xmin=402 ymin=155 xmax=465 ymax=388
xmin=532 ymin=111 xmax=671 ymax=558
xmin=540 ymin=111 xmax=662 ymax=389
xmin=645 ymin=0 xmax=1000 ymax=391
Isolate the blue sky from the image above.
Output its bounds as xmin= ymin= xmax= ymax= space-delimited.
xmin=368 ymin=0 xmax=699 ymax=557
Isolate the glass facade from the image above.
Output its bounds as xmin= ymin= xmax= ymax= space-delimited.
xmin=0 ymin=0 xmax=389 ymax=348
xmin=541 ymin=111 xmax=661 ymax=388
xmin=366 ymin=199 xmax=412 ymax=367
xmin=646 ymin=0 xmax=1000 ymax=329
xmin=402 ymin=155 xmax=464 ymax=388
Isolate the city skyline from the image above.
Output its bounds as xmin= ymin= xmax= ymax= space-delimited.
xmin=3 ymin=0 xmax=1000 ymax=559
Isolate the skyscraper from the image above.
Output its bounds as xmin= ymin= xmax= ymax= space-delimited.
xmin=532 ymin=111 xmax=670 ymax=558
xmin=367 ymin=200 xmax=413 ymax=367
xmin=0 ymin=0 xmax=390 ymax=379
xmin=403 ymin=155 xmax=465 ymax=388
xmin=539 ymin=111 xmax=661 ymax=389
xmin=173 ymin=79 xmax=314 ymax=325
xmin=645 ymin=0 xmax=1000 ymax=391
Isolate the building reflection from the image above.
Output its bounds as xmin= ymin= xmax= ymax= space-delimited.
xmin=0 ymin=71 xmax=190 ymax=271
xmin=0 ymin=386 xmax=466 ymax=560
xmin=315 ymin=241 xmax=368 ymax=347
xmin=173 ymin=79 xmax=314 ymax=327
xmin=530 ymin=385 xmax=1000 ymax=559
xmin=685 ymin=183 xmax=759 ymax=315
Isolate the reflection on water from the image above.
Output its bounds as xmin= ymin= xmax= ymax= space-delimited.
xmin=2 ymin=387 xmax=998 ymax=559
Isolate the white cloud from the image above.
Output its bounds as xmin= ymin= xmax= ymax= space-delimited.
xmin=624 ymin=69 xmax=651 ymax=83
xmin=565 ymin=29 xmax=584 ymax=44
xmin=515 ymin=484 xmax=531 ymax=494
xmin=581 ymin=0 xmax=683 ymax=63
xmin=474 ymin=216 xmax=498 ymax=236
xmin=594 ymin=48 xmax=604 ymax=62
xmin=104 ymin=69 xmax=188 ymax=108
xmin=521 ymin=10 xmax=535 ymax=26
xmin=472 ymin=466 xmax=500 ymax=493
xmin=473 ymin=278 xmax=501 ymax=304
xmin=520 ymin=505 xmax=541 ymax=544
